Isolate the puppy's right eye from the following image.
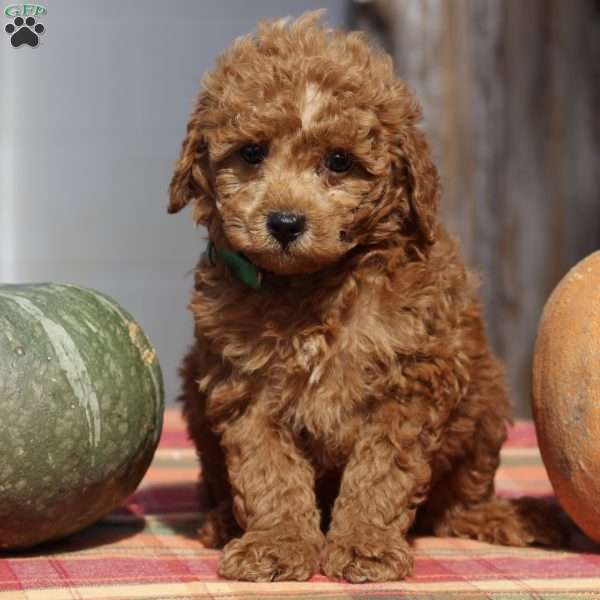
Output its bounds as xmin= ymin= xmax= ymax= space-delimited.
xmin=326 ymin=150 xmax=354 ymax=174
xmin=239 ymin=143 xmax=268 ymax=165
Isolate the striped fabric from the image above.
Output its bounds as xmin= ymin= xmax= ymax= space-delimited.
xmin=1 ymin=410 xmax=599 ymax=600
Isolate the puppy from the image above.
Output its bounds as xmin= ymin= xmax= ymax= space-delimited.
xmin=168 ymin=12 xmax=562 ymax=583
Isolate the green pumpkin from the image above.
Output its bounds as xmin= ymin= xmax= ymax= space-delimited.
xmin=0 ymin=283 xmax=164 ymax=549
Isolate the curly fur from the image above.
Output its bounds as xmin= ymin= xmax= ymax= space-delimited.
xmin=168 ymin=12 xmax=564 ymax=583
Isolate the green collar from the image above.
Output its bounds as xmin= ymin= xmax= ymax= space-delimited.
xmin=207 ymin=241 xmax=262 ymax=289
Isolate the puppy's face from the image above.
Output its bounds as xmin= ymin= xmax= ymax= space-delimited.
xmin=169 ymin=14 xmax=439 ymax=275
xmin=208 ymin=87 xmax=391 ymax=275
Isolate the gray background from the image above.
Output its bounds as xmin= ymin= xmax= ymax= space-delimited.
xmin=0 ymin=1 xmax=347 ymax=404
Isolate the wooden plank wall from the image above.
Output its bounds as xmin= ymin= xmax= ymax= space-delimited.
xmin=351 ymin=0 xmax=600 ymax=415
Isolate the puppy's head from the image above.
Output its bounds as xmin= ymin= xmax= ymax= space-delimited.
xmin=169 ymin=12 xmax=439 ymax=275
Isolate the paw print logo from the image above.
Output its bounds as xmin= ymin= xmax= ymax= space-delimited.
xmin=5 ymin=16 xmax=44 ymax=47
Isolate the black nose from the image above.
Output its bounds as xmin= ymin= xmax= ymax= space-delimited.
xmin=267 ymin=212 xmax=306 ymax=248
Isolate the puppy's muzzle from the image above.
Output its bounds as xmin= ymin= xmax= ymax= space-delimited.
xmin=267 ymin=212 xmax=306 ymax=249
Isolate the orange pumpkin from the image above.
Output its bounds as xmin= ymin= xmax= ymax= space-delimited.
xmin=532 ymin=250 xmax=600 ymax=542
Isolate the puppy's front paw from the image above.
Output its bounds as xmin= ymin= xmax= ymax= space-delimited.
xmin=323 ymin=530 xmax=413 ymax=583
xmin=218 ymin=530 xmax=322 ymax=582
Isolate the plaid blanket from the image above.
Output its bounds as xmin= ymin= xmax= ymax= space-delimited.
xmin=1 ymin=409 xmax=599 ymax=600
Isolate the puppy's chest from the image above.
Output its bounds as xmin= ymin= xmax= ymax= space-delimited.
xmin=274 ymin=308 xmax=416 ymax=466
xmin=198 ymin=280 xmax=424 ymax=464
xmin=280 ymin=336 xmax=372 ymax=466
xmin=203 ymin=296 xmax=397 ymax=463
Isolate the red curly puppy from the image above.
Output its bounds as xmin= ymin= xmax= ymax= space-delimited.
xmin=168 ymin=12 xmax=562 ymax=583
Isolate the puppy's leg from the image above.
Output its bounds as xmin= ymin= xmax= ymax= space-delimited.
xmin=197 ymin=498 xmax=240 ymax=549
xmin=218 ymin=404 xmax=324 ymax=582
xmin=428 ymin=351 xmax=566 ymax=547
xmin=323 ymin=402 xmax=433 ymax=583
xmin=429 ymin=430 xmax=566 ymax=547
xmin=178 ymin=349 xmax=239 ymax=547
xmin=193 ymin=427 xmax=240 ymax=549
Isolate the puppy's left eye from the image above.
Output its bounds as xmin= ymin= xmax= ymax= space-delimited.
xmin=326 ymin=150 xmax=353 ymax=173
xmin=239 ymin=143 xmax=268 ymax=165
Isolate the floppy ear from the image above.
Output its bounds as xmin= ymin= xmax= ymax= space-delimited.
xmin=167 ymin=111 xmax=213 ymax=225
xmin=394 ymin=126 xmax=440 ymax=245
